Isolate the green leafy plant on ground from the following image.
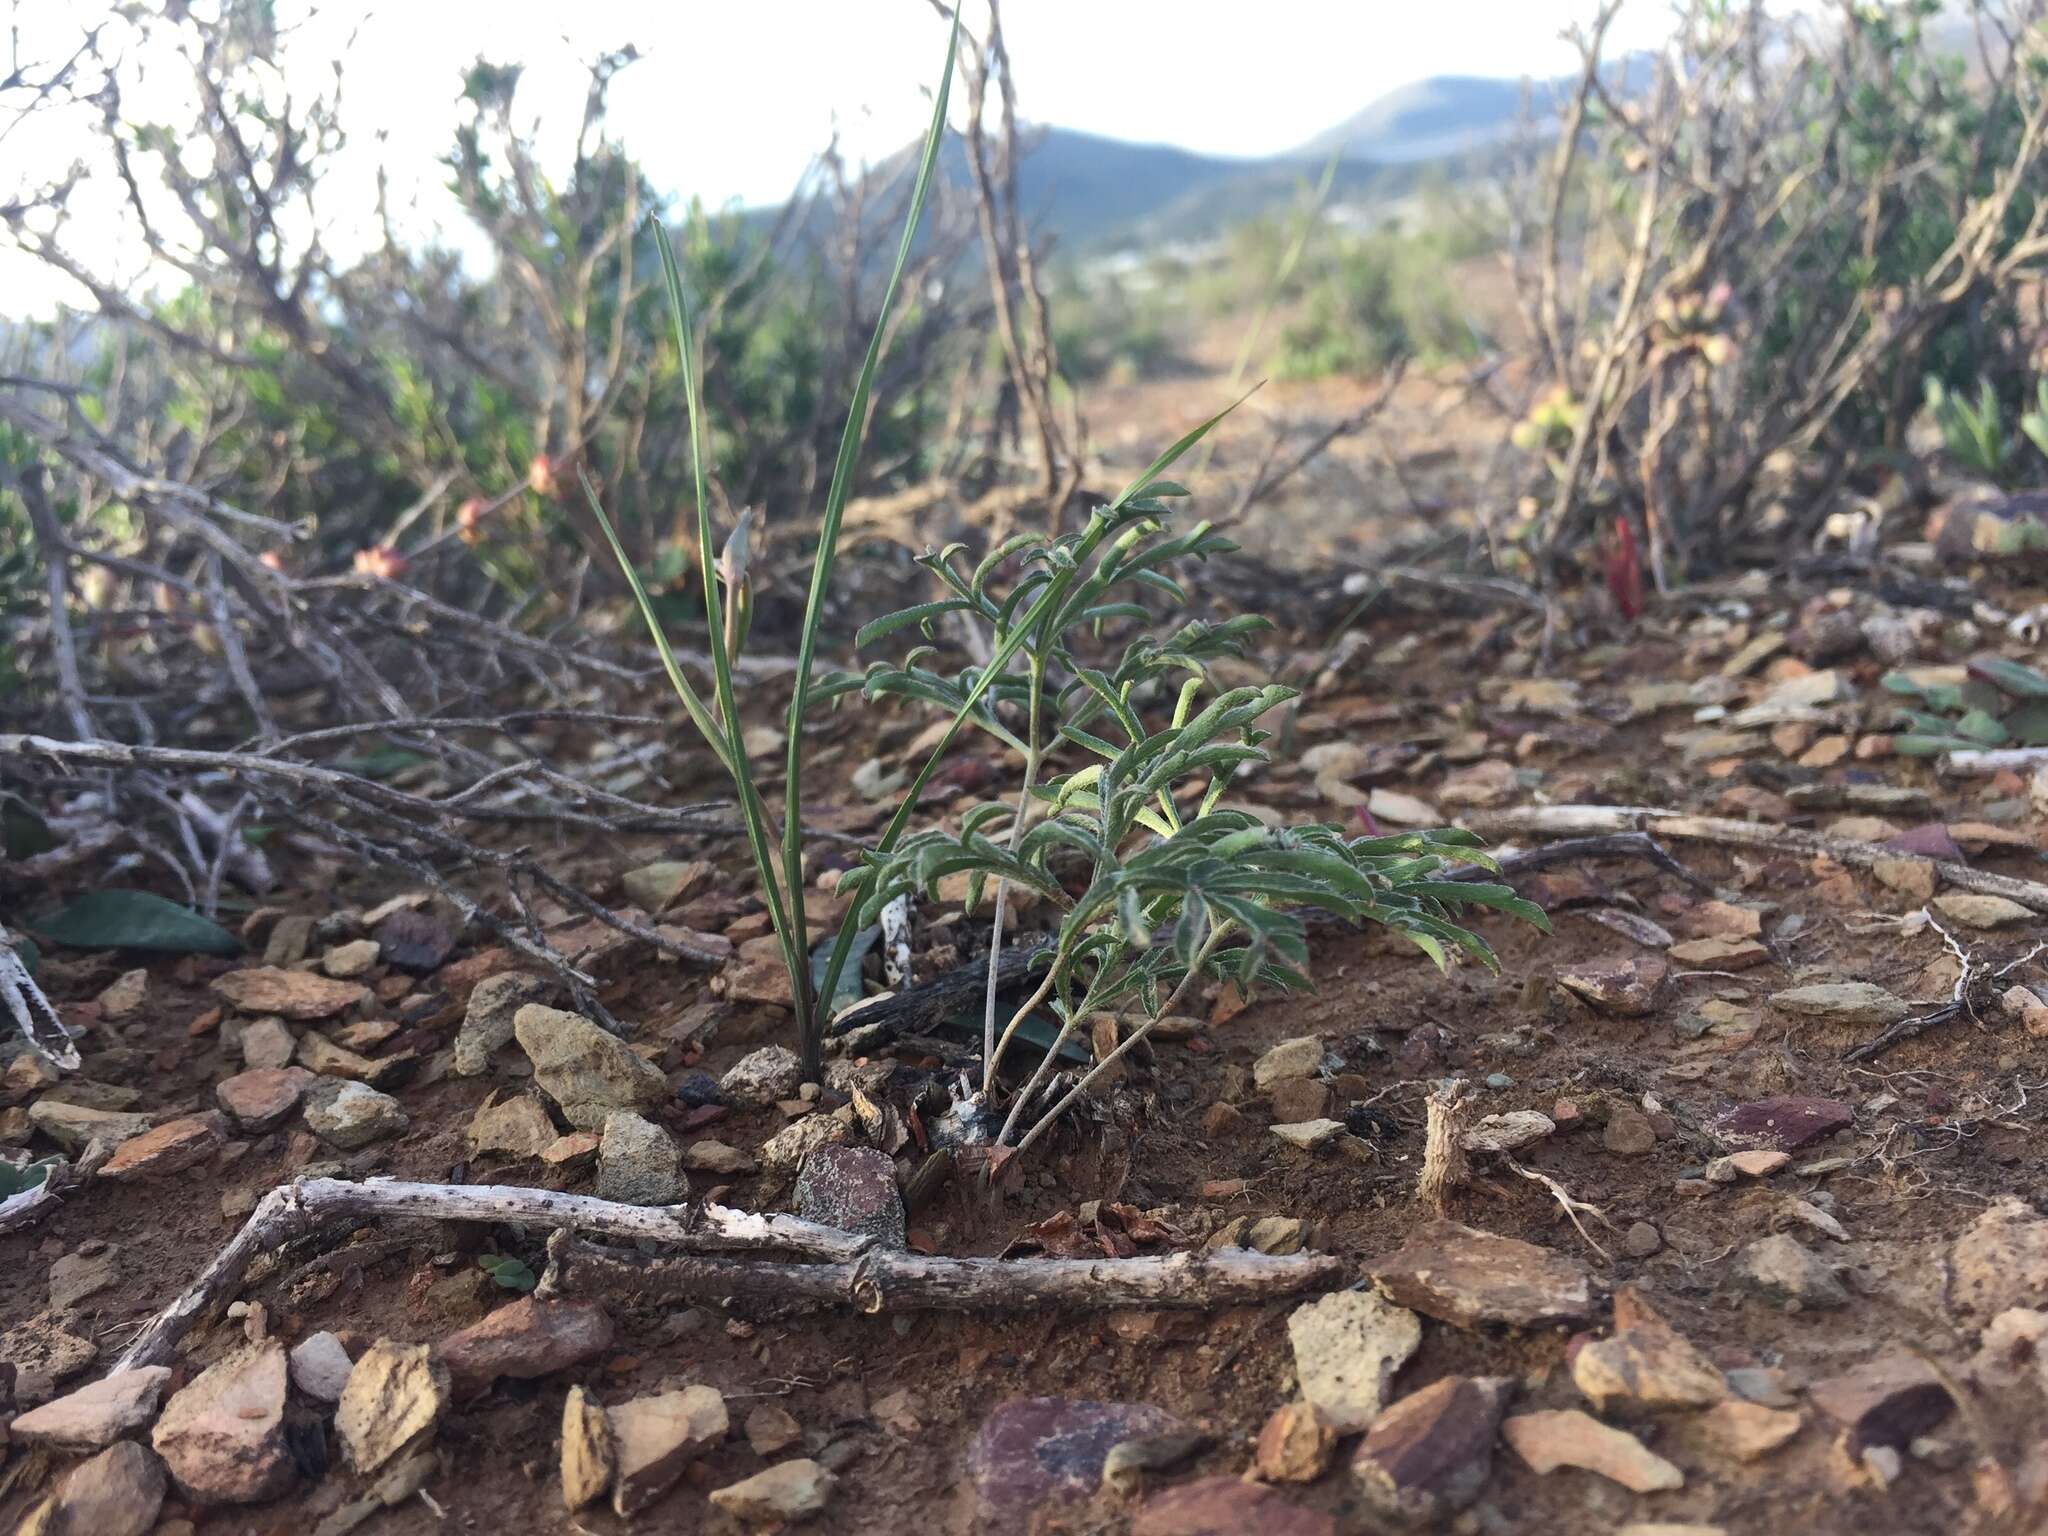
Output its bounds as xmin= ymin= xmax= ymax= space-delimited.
xmin=592 ymin=18 xmax=1548 ymax=1153
xmin=1881 ymin=656 xmax=2048 ymax=755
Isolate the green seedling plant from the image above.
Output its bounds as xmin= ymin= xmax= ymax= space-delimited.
xmin=587 ymin=16 xmax=1547 ymax=1153
xmin=1925 ymin=376 xmax=2014 ymax=484
xmin=835 ymin=485 xmax=1549 ymax=1157
xmin=1882 ymin=654 xmax=2048 ymax=755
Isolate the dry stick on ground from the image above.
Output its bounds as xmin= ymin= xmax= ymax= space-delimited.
xmin=1470 ymin=806 xmax=2048 ymax=913
xmin=1942 ymin=747 xmax=2048 ymax=778
xmin=1845 ymin=932 xmax=2048 ymax=1065
xmin=111 ymin=1177 xmax=878 ymax=1372
xmin=1416 ymin=1079 xmax=1473 ymax=1215
xmin=1499 ymin=1155 xmax=1617 ymax=1262
xmin=541 ymin=1230 xmax=1342 ymax=1317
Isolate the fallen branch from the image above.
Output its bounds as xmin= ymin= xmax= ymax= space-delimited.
xmin=112 ymin=1177 xmax=875 ymax=1372
xmin=1941 ymin=747 xmax=2048 ymax=778
xmin=541 ymin=1230 xmax=1343 ymax=1315
xmin=1469 ymin=806 xmax=2048 ymax=913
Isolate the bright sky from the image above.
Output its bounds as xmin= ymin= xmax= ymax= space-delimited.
xmin=2 ymin=0 xmax=1679 ymax=316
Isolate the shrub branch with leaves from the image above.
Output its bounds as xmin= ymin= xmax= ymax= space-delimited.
xmin=592 ymin=16 xmax=1547 ymax=1157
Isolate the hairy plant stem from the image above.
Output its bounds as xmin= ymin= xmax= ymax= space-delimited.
xmin=1004 ymin=923 xmax=1230 ymax=1158
xmin=982 ymin=649 xmax=1046 ymax=1090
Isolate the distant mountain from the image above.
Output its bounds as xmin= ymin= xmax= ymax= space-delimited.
xmin=1293 ymin=75 xmax=1542 ymax=165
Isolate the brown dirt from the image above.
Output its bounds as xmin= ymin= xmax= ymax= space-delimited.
xmin=7 ymin=513 xmax=2048 ymax=1535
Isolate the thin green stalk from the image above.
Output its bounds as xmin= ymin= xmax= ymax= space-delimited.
xmin=650 ymin=226 xmax=810 ymax=1054
xmin=782 ymin=12 xmax=961 ymax=1061
xmin=995 ymin=967 xmax=1106 ymax=1145
xmin=981 ymin=648 xmax=1045 ymax=1090
xmin=1007 ymin=924 xmax=1231 ymax=1160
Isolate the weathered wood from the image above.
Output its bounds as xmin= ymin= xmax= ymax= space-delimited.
xmin=543 ymin=1232 xmax=1344 ymax=1315
xmin=827 ymin=937 xmax=1052 ymax=1041
xmin=112 ymin=1176 xmax=873 ymax=1372
xmin=1471 ymin=805 xmax=2048 ymax=914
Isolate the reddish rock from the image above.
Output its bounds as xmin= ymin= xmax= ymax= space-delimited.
xmin=211 ymin=967 xmax=368 ymax=1021
xmin=215 ymin=1067 xmax=314 ymax=1132
xmin=1808 ymin=1351 xmax=1953 ymax=1455
xmin=1710 ymin=1096 xmax=1853 ymax=1151
xmin=374 ymin=909 xmax=456 ymax=972
xmin=1367 ymin=1220 xmax=1594 ymax=1329
xmin=151 ymin=1340 xmax=294 ymax=1503
xmin=969 ymin=1398 xmax=1184 ymax=1532
xmin=10 ymin=1367 xmax=172 ymax=1452
xmin=439 ymin=1297 xmax=614 ymax=1396
xmin=99 ymin=1115 xmax=226 ymax=1181
xmin=610 ymin=1385 xmax=729 ymax=1517
xmin=1255 ymin=1401 xmax=1336 ymax=1483
xmin=1353 ymin=1375 xmax=1514 ymax=1523
xmin=1131 ymin=1478 xmax=1335 ymax=1536
xmin=793 ymin=1145 xmax=905 ymax=1248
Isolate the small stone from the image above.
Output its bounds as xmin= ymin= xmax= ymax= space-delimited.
xmin=1809 ymin=1351 xmax=1953 ymax=1455
xmin=515 ymin=1005 xmax=668 ymax=1130
xmin=48 ymin=1246 xmax=120 ymax=1311
xmin=440 ymin=1296 xmax=613 ymax=1396
xmin=99 ymin=1114 xmax=225 ymax=1181
xmin=1100 ymin=1430 xmax=1210 ymax=1494
xmin=723 ymin=936 xmax=796 ymax=1005
xmin=722 ymin=1045 xmax=804 ymax=1107
xmin=1503 ymin=1408 xmax=1684 ymax=1492
xmin=374 ymin=908 xmax=455 ymax=972
xmin=561 ymin=1385 xmax=615 ymax=1512
xmin=1707 ymin=1149 xmax=1790 ymax=1182
xmin=454 ymin=972 xmax=550 ymax=1076
xmin=709 ymin=1459 xmax=837 ymax=1524
xmin=335 ymin=1340 xmax=451 ymax=1475
xmin=1732 ymin=1233 xmax=1847 ymax=1309
xmin=239 ymin=1017 xmax=296 ymax=1070
xmin=1271 ymin=1118 xmax=1345 ymax=1150
xmin=1353 ymin=1374 xmax=1514 ymax=1524
xmin=1255 ymin=1401 xmax=1337 ymax=1482
xmin=96 ymin=968 xmax=149 ymax=1021
xmin=683 ymin=1139 xmax=758 ymax=1176
xmin=302 ymin=1080 xmax=407 ymax=1149
xmin=294 ymin=1032 xmax=381 ymax=1081
xmin=26 ymin=1100 xmax=150 ymax=1155
xmin=211 ymin=966 xmax=368 ymax=1021
xmin=1557 ymin=957 xmax=1666 ymax=1015
xmin=1947 ymin=1198 xmax=2048 ymax=1322
xmin=151 ymin=1340 xmax=293 ymax=1503
xmin=794 ymin=1144 xmax=905 ymax=1247
xmin=746 ymin=1403 xmax=802 ymax=1456
xmin=1286 ymin=1290 xmax=1421 ymax=1432
xmin=1712 ymin=1096 xmax=1853 ymax=1151
xmin=1933 ymin=892 xmax=2033 ymax=929
xmin=1572 ymin=1320 xmax=1727 ymax=1414
xmin=541 ymin=1132 xmax=601 ymax=1171
xmin=1769 ymin=982 xmax=1911 ymax=1028
xmin=1368 ymin=1219 xmax=1593 ymax=1328
xmin=1666 ymin=936 xmax=1769 ymax=969
xmin=1269 ymin=1077 xmax=1334 ymax=1123
xmin=610 ymin=1385 xmax=730 ymax=1516
xmin=969 ymin=1398 xmax=1185 ymax=1531
xmin=37 ymin=1440 xmax=165 ymax=1536
xmin=1 ymin=1312 xmax=97 ymax=1405
xmin=289 ymin=1332 xmax=354 ymax=1404
xmin=1604 ymin=1105 xmax=1658 ymax=1156
xmin=10 ymin=1367 xmax=171 ymax=1451
xmin=215 ymin=1067 xmax=314 ymax=1133
xmin=322 ymin=940 xmax=381 ymax=979
xmin=1253 ymin=1037 xmax=1324 ymax=1088
xmin=1873 ymin=858 xmax=1939 ymax=902
xmin=1462 ymin=1110 xmax=1555 ymax=1154
xmin=622 ymin=859 xmax=712 ymax=913
xmin=263 ymin=915 xmax=315 ymax=965
xmin=333 ymin=1018 xmax=398 ymax=1053
xmin=1693 ymin=1399 xmax=1803 ymax=1461
xmin=1130 ymin=1478 xmax=1335 ymax=1536
xmin=1624 ymin=1222 xmax=1662 ymax=1257
xmin=596 ymin=1112 xmax=686 ymax=1205
xmin=466 ymin=1094 xmax=558 ymax=1160
xmin=759 ymin=1111 xmax=854 ymax=1174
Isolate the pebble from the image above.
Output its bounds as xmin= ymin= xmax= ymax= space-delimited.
xmin=215 ymin=1068 xmax=314 ymax=1133
xmin=1367 ymin=1219 xmax=1593 ymax=1328
xmin=336 ymin=1340 xmax=451 ymax=1475
xmin=1271 ymin=1118 xmax=1345 ymax=1150
xmin=1285 ymin=1289 xmax=1421 ymax=1432
xmin=595 ymin=1111 xmax=687 ymax=1205
xmin=513 ymin=1004 xmax=667 ymax=1130
xmin=708 ymin=1459 xmax=838 ymax=1524
xmin=794 ymin=1144 xmax=905 ymax=1247
xmin=30 ymin=1439 xmax=165 ymax=1536
xmin=1352 ymin=1374 xmax=1513 ymax=1523
xmin=1130 ymin=1477 xmax=1335 ymax=1536
xmin=969 ymin=1398 xmax=1184 ymax=1532
xmin=610 ymin=1385 xmax=730 ymax=1516
xmin=289 ymin=1332 xmax=354 ymax=1403
xmin=561 ymin=1385 xmax=615 ymax=1512
xmin=1768 ymin=982 xmax=1910 ymax=1028
xmin=1732 ymin=1233 xmax=1848 ymax=1310
xmin=1252 ymin=1036 xmax=1325 ymax=1089
xmin=453 ymin=973 xmax=551 ymax=1076
xmin=9 ymin=1367 xmax=172 ymax=1452
xmin=721 ymin=1044 xmax=804 ymax=1107
xmin=439 ymin=1296 xmax=613 ymax=1396
xmin=99 ymin=1114 xmax=227 ymax=1181
xmin=151 ymin=1340 xmax=293 ymax=1503
xmin=210 ymin=965 xmax=368 ymax=1020
xmin=1254 ymin=1402 xmax=1336 ymax=1482
xmin=465 ymin=1094 xmax=558 ymax=1160
xmin=1503 ymin=1408 xmax=1684 ymax=1492
xmin=302 ymin=1080 xmax=408 ymax=1149
xmin=1624 ymin=1222 xmax=1662 ymax=1257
